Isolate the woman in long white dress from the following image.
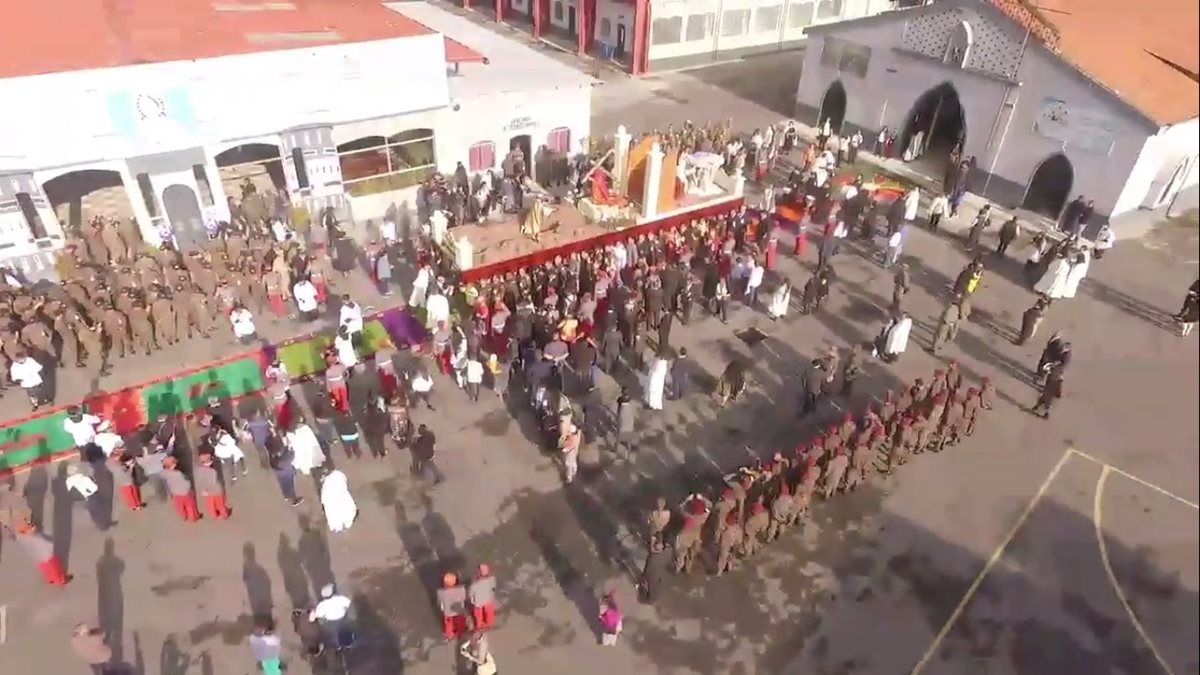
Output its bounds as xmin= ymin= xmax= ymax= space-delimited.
xmin=320 ymin=470 xmax=358 ymax=533
xmin=645 ymin=357 xmax=670 ymax=411
xmin=409 ymin=264 xmax=431 ymax=308
xmin=425 ymin=288 xmax=450 ymax=330
xmin=1062 ymin=249 xmax=1091 ymax=298
xmin=287 ymin=423 xmax=326 ymax=478
xmin=1035 ymin=255 xmax=1072 ymax=300
xmin=876 ymin=314 xmax=913 ymax=363
xmin=767 ymin=283 xmax=791 ymax=320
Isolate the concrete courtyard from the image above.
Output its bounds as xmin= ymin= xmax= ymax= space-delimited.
xmin=1 ymin=51 xmax=1197 ymax=675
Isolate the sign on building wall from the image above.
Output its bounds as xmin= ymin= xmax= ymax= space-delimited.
xmin=1032 ymin=97 xmax=1117 ymax=155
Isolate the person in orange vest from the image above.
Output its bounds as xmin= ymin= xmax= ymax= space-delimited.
xmin=468 ymin=563 xmax=498 ymax=630
xmin=195 ymin=454 xmax=230 ymax=520
xmin=437 ymin=572 xmax=468 ymax=640
xmin=13 ymin=518 xmax=69 ymax=586
xmin=162 ymin=456 xmax=200 ymax=522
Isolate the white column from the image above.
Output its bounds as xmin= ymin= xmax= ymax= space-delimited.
xmin=613 ymin=125 xmax=633 ymax=196
xmin=204 ymin=154 xmax=232 ymax=222
xmin=116 ymin=163 xmax=158 ymax=246
xmin=642 ymin=142 xmax=665 ymax=220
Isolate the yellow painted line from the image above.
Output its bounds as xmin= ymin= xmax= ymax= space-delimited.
xmin=1069 ymin=448 xmax=1199 ymax=511
xmin=910 ymin=448 xmax=1074 ymax=674
xmin=1093 ymin=467 xmax=1179 ymax=675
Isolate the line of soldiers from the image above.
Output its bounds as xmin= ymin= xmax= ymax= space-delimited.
xmin=0 ymin=213 xmax=351 ymax=390
xmin=652 ymin=362 xmax=995 ymax=577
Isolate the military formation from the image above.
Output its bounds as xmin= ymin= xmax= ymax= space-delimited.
xmin=657 ymin=362 xmax=995 ymax=577
xmin=0 ymin=192 xmax=365 ymax=405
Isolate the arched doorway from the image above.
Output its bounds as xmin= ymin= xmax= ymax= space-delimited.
xmin=509 ymin=134 xmax=533 ymax=180
xmin=1022 ymin=153 xmax=1074 ymax=219
xmin=900 ymin=82 xmax=966 ymax=174
xmin=162 ymin=184 xmax=207 ymax=251
xmin=818 ymin=81 xmax=848 ymax=133
xmin=215 ymin=143 xmax=286 ymax=198
xmin=42 ymin=169 xmax=137 ymax=234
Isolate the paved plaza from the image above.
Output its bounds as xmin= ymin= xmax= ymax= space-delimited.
xmin=1 ymin=52 xmax=1197 ymax=675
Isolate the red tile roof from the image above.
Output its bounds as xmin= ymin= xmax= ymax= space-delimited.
xmin=0 ymin=0 xmax=483 ymax=79
xmin=985 ymin=0 xmax=1199 ymax=124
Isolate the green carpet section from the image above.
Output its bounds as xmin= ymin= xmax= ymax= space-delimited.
xmin=275 ymin=320 xmax=392 ymax=380
xmin=0 ymin=409 xmax=73 ymax=471
xmin=141 ymin=356 xmax=267 ymax=420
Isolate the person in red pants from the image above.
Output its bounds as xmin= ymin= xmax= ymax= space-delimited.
xmin=162 ymin=457 xmax=200 ymax=522
xmin=195 ymin=454 xmax=230 ymax=519
xmin=325 ymin=361 xmax=349 ymax=415
xmin=110 ymin=454 xmax=143 ymax=511
xmin=468 ymin=563 xmax=498 ymax=630
xmin=14 ymin=519 xmax=69 ymax=586
xmin=437 ymin=572 xmax=468 ymax=640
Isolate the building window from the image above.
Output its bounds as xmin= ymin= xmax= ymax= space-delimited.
xmin=469 ymin=142 xmax=496 ymax=172
xmin=721 ymin=9 xmax=750 ymax=37
xmin=820 ymin=36 xmax=872 ymax=78
xmin=816 ymin=0 xmax=843 ymax=20
xmin=600 ymin=17 xmax=612 ymax=37
xmin=685 ymin=13 xmax=714 ymax=41
xmin=15 ymin=193 xmax=48 ymax=240
xmin=788 ymin=1 xmax=815 ymax=28
xmin=292 ymin=148 xmax=310 ymax=190
xmin=554 ymin=1 xmax=564 ymax=21
xmin=754 ymin=5 xmax=782 ymax=32
xmin=944 ymin=20 xmax=973 ymax=67
xmin=547 ymin=127 xmax=571 ymax=154
xmin=337 ymin=128 xmax=437 ymax=197
xmin=651 ymin=16 xmax=684 ymax=45
xmin=135 ymin=173 xmax=160 ymax=219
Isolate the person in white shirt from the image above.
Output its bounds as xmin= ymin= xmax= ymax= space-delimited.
xmin=65 ymin=464 xmax=99 ymax=500
xmin=9 ymin=351 xmax=46 ymax=409
xmin=63 ymin=407 xmax=108 ymax=459
xmin=286 ymin=423 xmax=326 ymax=478
xmin=380 ymin=217 xmax=399 ymax=246
xmin=745 ymin=261 xmax=765 ymax=306
xmin=310 ymin=584 xmax=353 ymax=646
xmin=334 ymin=327 xmax=359 ymax=368
xmin=465 ymin=356 xmax=485 ymax=402
xmin=338 ymin=296 xmax=364 ymax=338
xmin=927 ymin=194 xmax=950 ymax=230
xmin=410 ymin=367 xmax=436 ymax=410
xmin=1093 ymin=224 xmax=1116 ymax=259
xmin=902 ymin=187 xmax=921 ymax=224
xmin=229 ymin=303 xmax=257 ymax=345
xmin=94 ymin=430 xmax=125 ymax=459
xmin=210 ymin=428 xmax=248 ymax=480
xmin=884 ymin=228 xmax=905 ymax=268
xmin=293 ymin=277 xmax=320 ymax=321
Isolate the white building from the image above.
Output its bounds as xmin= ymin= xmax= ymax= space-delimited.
xmin=0 ymin=0 xmax=593 ymax=279
xmin=793 ymin=0 xmax=1199 ymax=225
xmin=644 ymin=0 xmax=893 ymax=71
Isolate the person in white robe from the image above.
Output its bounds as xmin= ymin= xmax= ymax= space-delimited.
xmin=426 ymin=290 xmax=450 ymax=331
xmin=903 ymin=187 xmax=921 ymax=224
xmin=878 ymin=314 xmax=913 ymax=362
xmin=645 ymin=357 xmax=670 ymax=411
xmin=320 ymin=470 xmax=358 ymax=533
xmin=768 ymin=283 xmax=791 ymax=320
xmin=1035 ymin=255 xmax=1072 ymax=300
xmin=410 ymin=265 xmax=431 ymax=308
xmin=286 ymin=423 xmax=326 ymax=477
xmin=1062 ymin=249 xmax=1090 ymax=298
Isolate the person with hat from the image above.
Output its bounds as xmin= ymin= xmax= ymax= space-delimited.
xmin=309 ymin=583 xmax=353 ymax=649
xmin=437 ymin=572 xmax=468 ymax=640
xmin=63 ymin=407 xmax=108 ymax=462
xmin=468 ymin=563 xmax=498 ymax=630
xmin=162 ymin=456 xmax=200 ymax=522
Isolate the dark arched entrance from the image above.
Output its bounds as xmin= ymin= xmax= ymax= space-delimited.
xmin=42 ymin=169 xmax=136 ymax=233
xmin=818 ymin=81 xmax=848 ymax=133
xmin=215 ymin=143 xmax=286 ymax=197
xmin=163 ymin=184 xmax=207 ymax=251
xmin=900 ymin=82 xmax=966 ymax=172
xmin=1022 ymin=153 xmax=1074 ymax=219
